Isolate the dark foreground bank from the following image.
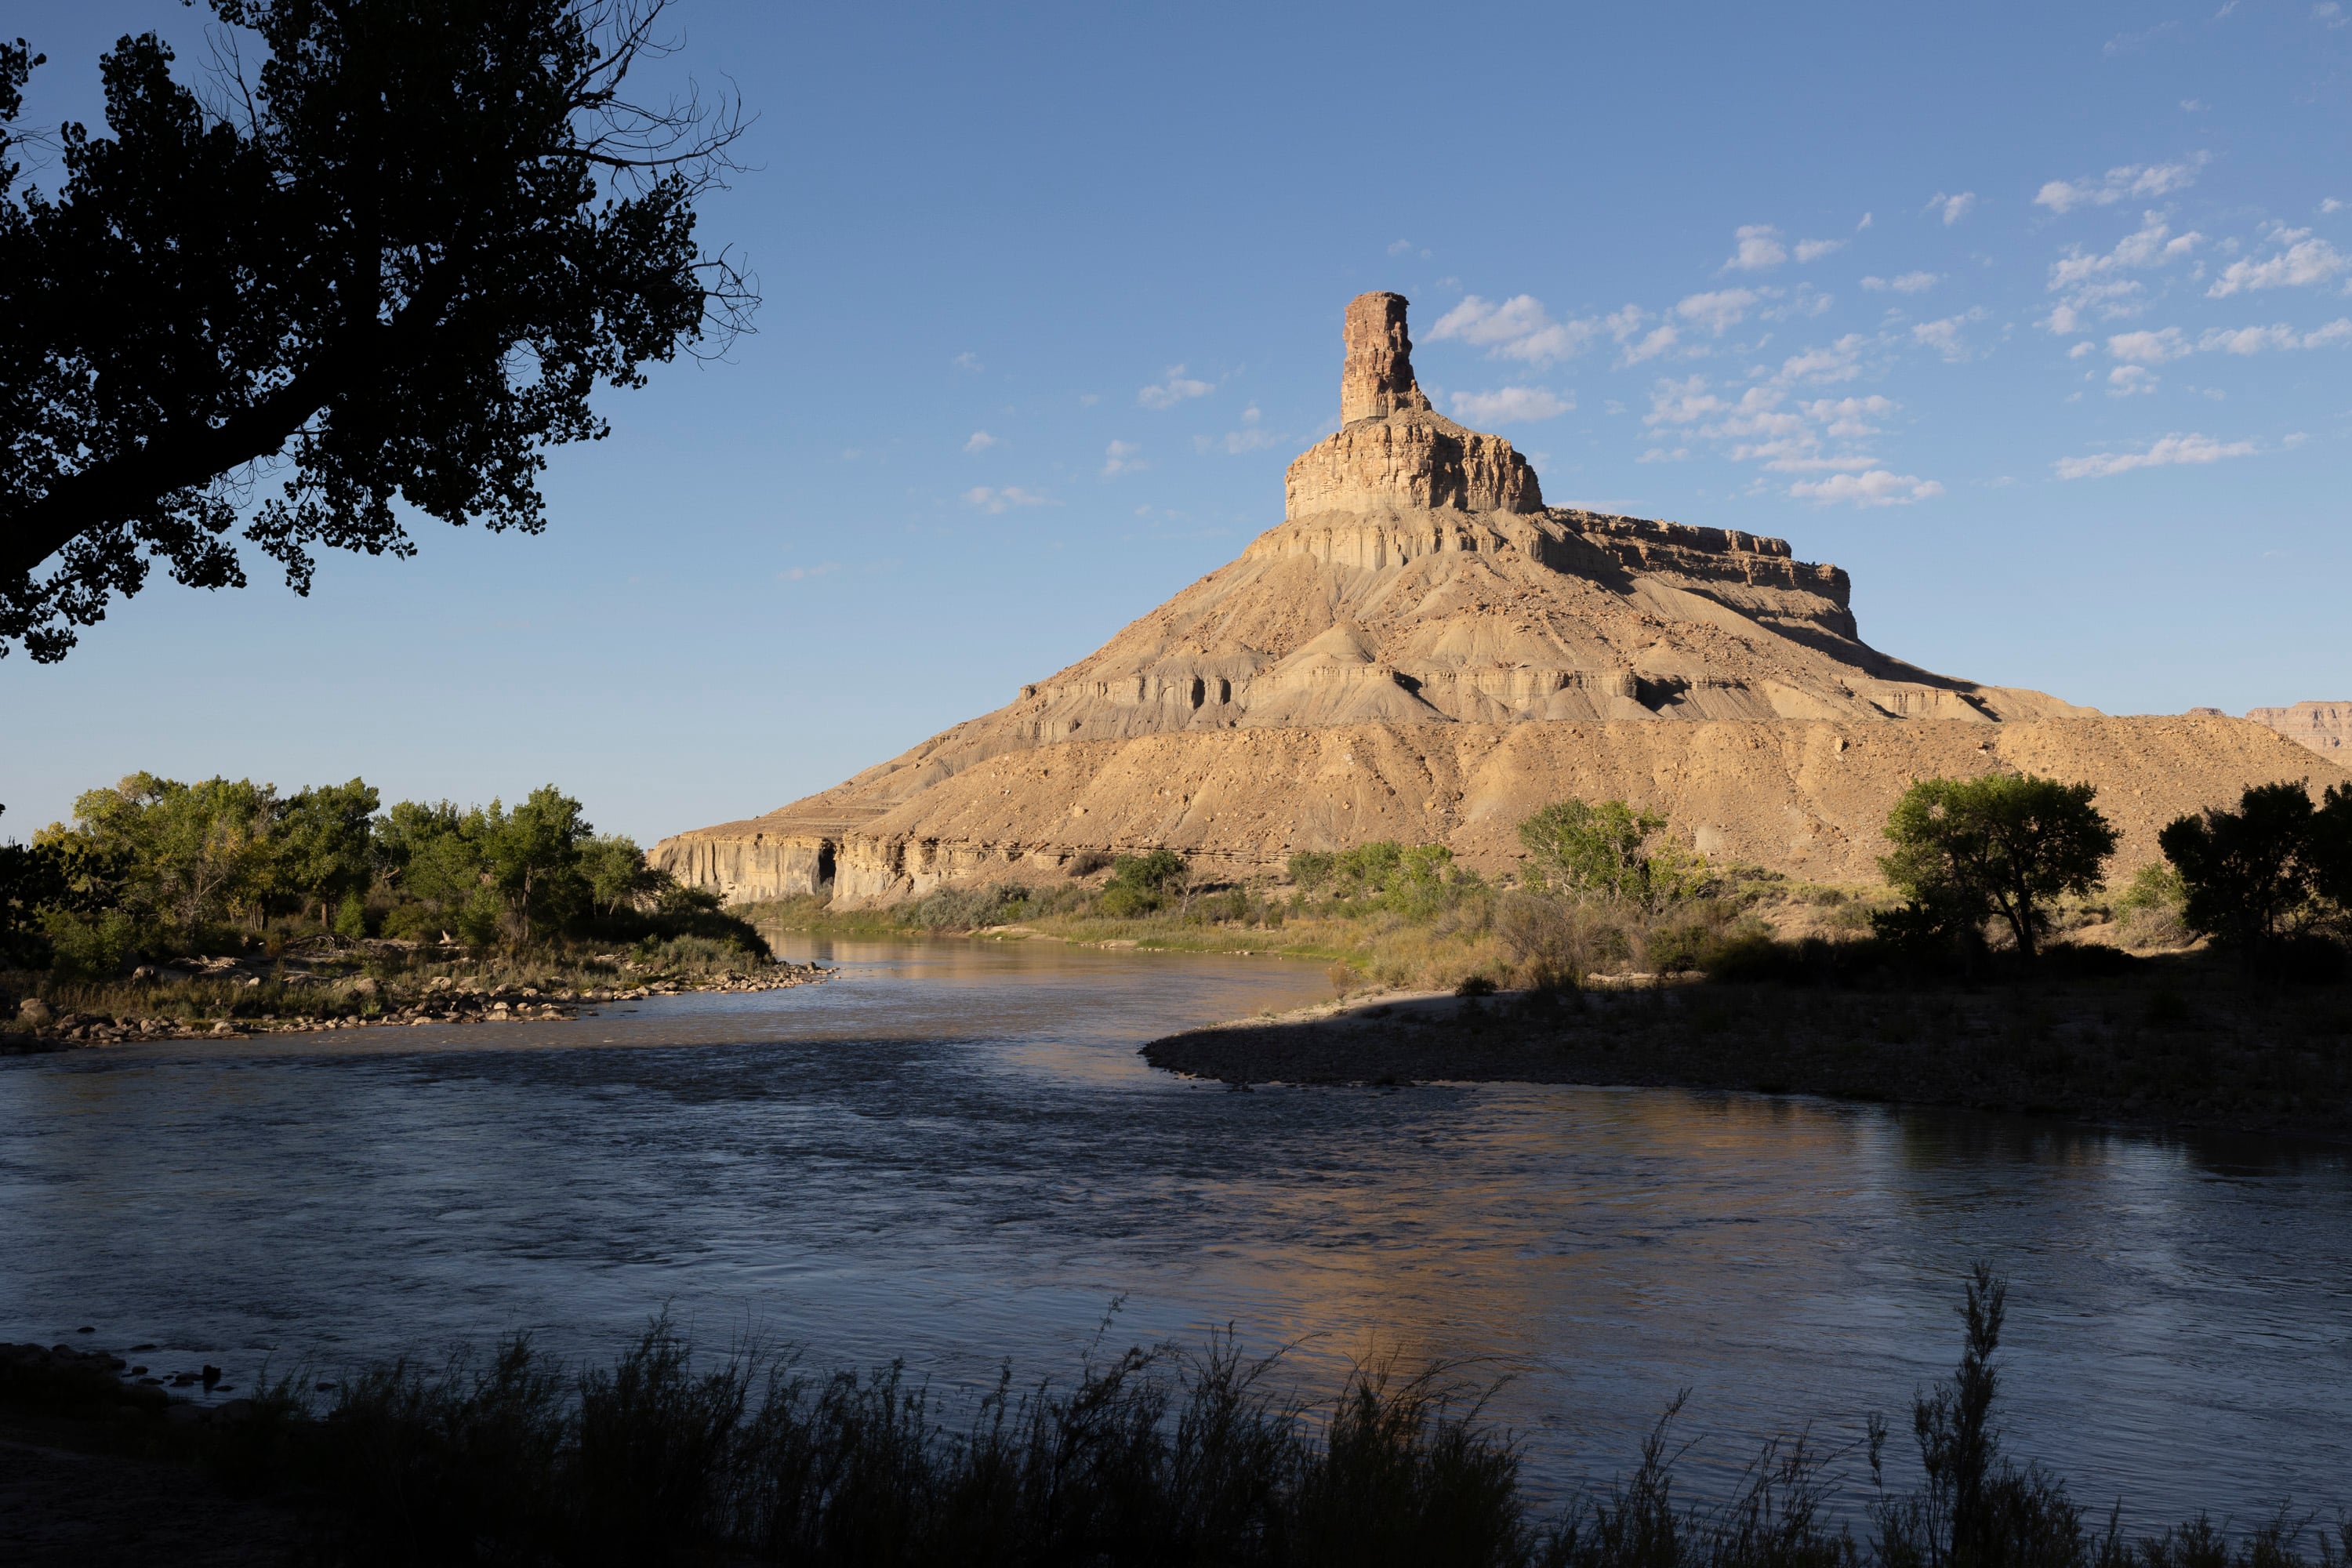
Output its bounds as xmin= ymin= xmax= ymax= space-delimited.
xmin=1145 ymin=959 xmax=2352 ymax=1145
xmin=2 ymin=1272 xmax=2346 ymax=1567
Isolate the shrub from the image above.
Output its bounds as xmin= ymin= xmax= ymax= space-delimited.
xmin=1097 ymin=849 xmax=1189 ymax=916
xmin=1517 ymin=798 xmax=1706 ymax=914
xmin=1495 ymin=894 xmax=1622 ymax=989
xmin=1878 ymin=772 xmax=2118 ymax=960
xmin=2113 ymin=862 xmax=2193 ymax=950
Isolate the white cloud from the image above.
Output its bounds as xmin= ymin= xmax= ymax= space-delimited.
xmin=1638 ymin=446 xmax=1690 ymax=463
xmin=2107 ymin=328 xmax=2190 ymax=363
xmin=1642 ymin=375 xmax=1725 ymax=426
xmin=1793 ymin=238 xmax=1847 ymax=263
xmin=1801 ymin=394 xmax=1897 ymax=437
xmin=2323 ymin=198 xmax=2347 ymax=214
xmin=1450 ymin=386 xmax=1572 ymax=423
xmin=2069 ymin=341 xmax=2094 ymax=359
xmin=2181 ymin=98 xmax=2207 ymax=112
xmin=963 ymin=430 xmax=1000 ymax=454
xmin=2053 ymin=432 xmax=2259 ymax=479
xmin=2318 ymin=2 xmax=2349 ymax=27
xmin=1606 ymin=306 xmax=1679 ymax=365
xmin=1912 ymin=309 xmax=1990 ymax=361
xmin=1864 ymin=271 xmax=1940 ymax=295
xmin=1427 ymin=294 xmax=1599 ymax=365
xmin=778 ymin=562 xmax=842 ymax=583
xmin=1761 ymin=285 xmax=1835 ymax=321
xmin=1929 ymin=191 xmax=1977 ymax=227
xmin=2042 ymin=213 xmax=2205 ymax=332
xmin=2198 ymin=318 xmax=2352 ymax=352
xmin=1857 ymin=212 xmax=1875 ymax=230
xmin=1771 ymin=332 xmax=1869 ymax=385
xmin=1138 ymin=366 xmax=1214 ymax=409
xmin=2207 ymin=227 xmax=2350 ymax=296
xmin=1387 ymin=238 xmax=1415 ymax=255
xmin=953 ymin=352 xmax=984 ymax=372
xmin=1675 ymin=289 xmax=1759 ymax=335
xmin=1790 ymin=470 xmax=1945 ymax=506
xmin=2108 ymin=364 xmax=2161 ymax=396
xmin=1725 ymin=225 xmax=1788 ymax=270
xmin=1100 ymin=439 xmax=1146 ymax=477
xmin=2034 ymin=158 xmax=2206 ymax=214
xmin=963 ymin=485 xmax=1050 ymax=513
xmin=1209 ymin=426 xmax=1278 ymax=454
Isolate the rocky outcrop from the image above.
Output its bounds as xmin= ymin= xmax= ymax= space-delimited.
xmin=2242 ymin=701 xmax=2352 ymax=757
xmin=654 ymin=292 xmax=2343 ymax=906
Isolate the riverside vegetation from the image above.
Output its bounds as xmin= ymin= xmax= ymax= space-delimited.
xmin=0 ymin=774 xmax=804 ymax=1047
xmin=0 ymin=1269 xmax=2342 ymax=1566
xmin=762 ymin=775 xmax=2352 ymax=1138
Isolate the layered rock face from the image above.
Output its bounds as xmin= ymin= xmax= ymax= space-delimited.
xmin=655 ymin=292 xmax=2341 ymax=906
xmin=2243 ymin=701 xmax=2352 ymax=757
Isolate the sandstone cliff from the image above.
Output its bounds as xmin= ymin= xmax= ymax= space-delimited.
xmin=2241 ymin=701 xmax=2352 ymax=758
xmin=656 ymin=292 xmax=2342 ymax=905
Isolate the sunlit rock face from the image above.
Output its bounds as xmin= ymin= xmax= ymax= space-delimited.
xmin=2241 ymin=700 xmax=2352 ymax=757
xmin=653 ymin=294 xmax=2339 ymax=906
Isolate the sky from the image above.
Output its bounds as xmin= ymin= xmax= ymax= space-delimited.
xmin=5 ymin=0 xmax=2351 ymax=844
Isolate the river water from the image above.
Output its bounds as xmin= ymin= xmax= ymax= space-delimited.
xmin=2 ymin=935 xmax=2347 ymax=1522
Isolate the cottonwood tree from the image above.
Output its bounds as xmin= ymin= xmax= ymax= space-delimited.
xmin=0 ymin=0 xmax=753 ymax=660
xmin=1877 ymin=772 xmax=2117 ymax=961
xmin=2158 ymin=780 xmax=2352 ymax=967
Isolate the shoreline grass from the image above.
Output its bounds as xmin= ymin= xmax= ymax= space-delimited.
xmin=3 ymin=1271 xmax=2342 ymax=1566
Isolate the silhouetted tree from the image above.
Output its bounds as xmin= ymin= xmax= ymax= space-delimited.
xmin=2159 ymin=780 xmax=2352 ymax=967
xmin=1 ymin=0 xmax=753 ymax=659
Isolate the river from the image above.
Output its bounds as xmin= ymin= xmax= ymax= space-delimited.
xmin=2 ymin=935 xmax=2347 ymax=1522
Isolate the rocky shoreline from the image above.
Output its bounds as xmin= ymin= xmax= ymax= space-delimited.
xmin=4 ymin=960 xmax=833 ymax=1054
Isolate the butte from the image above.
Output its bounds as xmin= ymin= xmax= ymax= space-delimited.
xmin=655 ymin=292 xmax=2337 ymax=905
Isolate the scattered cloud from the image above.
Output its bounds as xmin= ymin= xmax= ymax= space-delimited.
xmin=1202 ymin=405 xmax=1277 ymax=453
xmin=2106 ymin=327 xmax=2191 ymax=364
xmin=2199 ymin=318 xmax=2352 ymax=351
xmin=1929 ymin=191 xmax=1977 ymax=227
xmin=2108 ymin=364 xmax=2161 ymax=396
xmin=1427 ymin=294 xmax=1599 ymax=365
xmin=1863 ymin=271 xmax=1940 ymax=294
xmin=1138 ymin=366 xmax=1214 ymax=409
xmin=2054 ymin=432 xmax=2259 ymax=478
xmin=953 ymin=351 xmax=984 ymax=372
xmin=963 ymin=430 xmax=1000 ymax=454
xmin=2042 ymin=212 xmax=2204 ymax=332
xmin=2207 ymin=226 xmax=2350 ymax=296
xmin=2181 ymin=98 xmax=2207 ymax=112
xmin=1646 ymin=374 xmax=1907 ymax=481
xmin=2318 ymin=2 xmax=2349 ymax=27
xmin=1725 ymin=225 xmax=1788 ymax=271
xmin=1100 ymin=439 xmax=1146 ymax=477
xmin=1912 ymin=308 xmax=1991 ymax=361
xmin=1794 ymin=238 xmax=1847 ymax=263
xmin=1802 ymin=394 xmax=1897 ymax=437
xmin=1761 ymin=285 xmax=1835 ymax=321
xmin=777 ymin=562 xmax=842 ymax=583
xmin=962 ymin=485 xmax=1051 ymax=512
xmin=1451 ymin=386 xmax=1573 ymax=423
xmin=1606 ymin=305 xmax=1679 ymax=365
xmin=1638 ymin=446 xmax=1690 ymax=463
xmin=2324 ymin=198 xmax=2347 ymax=214
xmin=1675 ymin=288 xmax=1760 ymax=335
xmin=1790 ymin=470 xmax=1944 ymax=506
xmin=1857 ymin=212 xmax=1875 ymax=230
xmin=2034 ymin=158 xmax=2205 ymax=214
xmin=1770 ymin=333 xmax=1869 ymax=385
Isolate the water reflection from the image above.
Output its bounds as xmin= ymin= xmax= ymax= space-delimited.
xmin=0 ymin=935 xmax=2344 ymax=1521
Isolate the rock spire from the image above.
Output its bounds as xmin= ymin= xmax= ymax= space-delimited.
xmin=1340 ymin=291 xmax=1432 ymax=424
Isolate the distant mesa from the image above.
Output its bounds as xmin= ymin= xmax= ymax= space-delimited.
xmin=2238 ymin=701 xmax=2352 ymax=757
xmin=655 ymin=293 xmax=2341 ymax=903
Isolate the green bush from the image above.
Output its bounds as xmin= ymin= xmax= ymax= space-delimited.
xmin=1517 ymin=798 xmax=1705 ymax=913
xmin=40 ymin=907 xmax=139 ymax=981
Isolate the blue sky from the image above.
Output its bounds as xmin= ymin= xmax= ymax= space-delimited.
xmin=5 ymin=0 xmax=2350 ymax=844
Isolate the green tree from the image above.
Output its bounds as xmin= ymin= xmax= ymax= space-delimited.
xmin=1878 ymin=773 xmax=2118 ymax=960
xmin=488 ymin=786 xmax=590 ymax=942
xmin=581 ymin=832 xmax=659 ymax=920
xmin=64 ymin=772 xmax=279 ymax=933
xmin=1099 ymin=849 xmax=1188 ymax=916
xmin=1 ymin=1 xmax=752 ymax=660
xmin=276 ymin=778 xmax=379 ymax=928
xmin=2156 ymin=781 xmax=2352 ymax=961
xmin=1517 ymin=798 xmax=1704 ymax=913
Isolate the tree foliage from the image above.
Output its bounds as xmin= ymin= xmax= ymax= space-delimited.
xmin=1875 ymin=773 xmax=2118 ymax=960
xmin=0 ymin=0 xmax=753 ymax=659
xmin=1516 ymin=798 xmax=1704 ymax=914
xmin=2158 ymin=780 xmax=2352 ymax=966
xmin=2 ymin=771 xmax=760 ymax=966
